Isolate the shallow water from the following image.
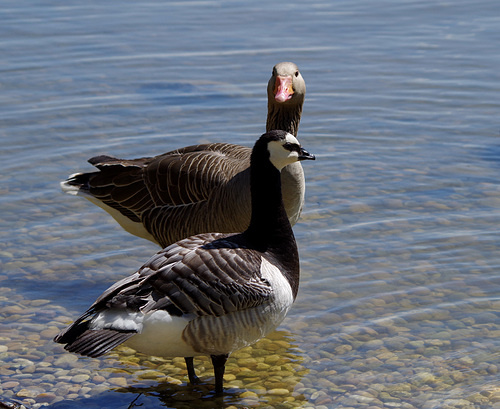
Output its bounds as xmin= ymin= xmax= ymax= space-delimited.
xmin=1 ymin=0 xmax=500 ymax=408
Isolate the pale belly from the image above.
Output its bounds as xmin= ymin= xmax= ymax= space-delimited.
xmin=123 ymin=301 xmax=291 ymax=358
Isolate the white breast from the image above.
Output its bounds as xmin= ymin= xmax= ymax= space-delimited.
xmin=259 ymin=257 xmax=294 ymax=312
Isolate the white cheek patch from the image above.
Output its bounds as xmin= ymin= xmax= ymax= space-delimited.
xmin=268 ymin=133 xmax=300 ymax=170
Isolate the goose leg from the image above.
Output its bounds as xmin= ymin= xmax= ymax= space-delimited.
xmin=211 ymin=354 xmax=228 ymax=395
xmin=184 ymin=357 xmax=200 ymax=384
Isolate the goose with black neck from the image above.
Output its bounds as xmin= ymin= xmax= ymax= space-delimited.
xmin=54 ymin=130 xmax=315 ymax=394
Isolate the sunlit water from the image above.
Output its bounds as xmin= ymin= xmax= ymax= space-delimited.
xmin=1 ymin=1 xmax=500 ymax=408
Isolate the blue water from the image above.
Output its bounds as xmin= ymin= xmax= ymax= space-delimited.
xmin=1 ymin=1 xmax=500 ymax=408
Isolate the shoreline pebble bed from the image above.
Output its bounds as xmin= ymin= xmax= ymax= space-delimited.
xmin=2 ymin=278 xmax=500 ymax=409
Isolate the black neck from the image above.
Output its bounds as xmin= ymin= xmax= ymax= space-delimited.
xmin=244 ymin=140 xmax=300 ymax=298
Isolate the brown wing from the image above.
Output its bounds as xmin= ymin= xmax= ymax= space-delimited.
xmin=84 ymin=143 xmax=250 ymax=220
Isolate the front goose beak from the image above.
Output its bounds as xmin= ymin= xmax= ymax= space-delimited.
xmin=274 ymin=75 xmax=294 ymax=102
xmin=298 ymin=148 xmax=315 ymax=161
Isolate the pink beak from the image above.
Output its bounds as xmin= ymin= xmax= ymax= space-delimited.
xmin=274 ymin=76 xmax=294 ymax=102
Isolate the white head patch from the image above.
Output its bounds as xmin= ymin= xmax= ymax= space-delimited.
xmin=267 ymin=133 xmax=301 ymax=170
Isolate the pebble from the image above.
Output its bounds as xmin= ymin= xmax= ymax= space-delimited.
xmin=443 ymin=399 xmax=474 ymax=407
xmin=268 ymin=388 xmax=291 ymax=396
xmin=2 ymin=263 xmax=500 ymax=409
xmin=138 ymin=370 xmax=166 ymax=379
xmin=108 ymin=377 xmax=128 ymax=387
xmin=53 ymin=355 xmax=79 ymax=368
xmin=413 ymin=372 xmax=436 ymax=386
xmin=458 ymin=356 xmax=474 ymax=366
xmin=2 ymin=381 xmax=20 ymax=389
xmin=36 ymin=392 xmax=57 ymax=403
xmin=71 ymin=374 xmax=90 ymax=383
xmin=223 ymin=373 xmax=237 ymax=381
xmin=240 ymin=391 xmax=258 ymax=398
xmin=17 ymin=388 xmax=41 ymax=398
xmin=237 ymin=358 xmax=258 ymax=367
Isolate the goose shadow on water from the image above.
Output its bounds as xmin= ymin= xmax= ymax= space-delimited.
xmin=50 ymin=329 xmax=307 ymax=409
xmin=48 ymin=384 xmax=242 ymax=409
xmin=116 ymin=383 xmax=248 ymax=409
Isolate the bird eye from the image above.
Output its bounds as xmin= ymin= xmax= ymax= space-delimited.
xmin=283 ymin=142 xmax=299 ymax=152
xmin=295 ymin=71 xmax=299 ymax=77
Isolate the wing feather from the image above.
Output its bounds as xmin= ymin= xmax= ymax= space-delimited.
xmin=55 ymin=233 xmax=275 ymax=356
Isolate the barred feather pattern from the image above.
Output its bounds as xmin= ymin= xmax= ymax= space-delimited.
xmin=108 ymin=233 xmax=274 ymax=317
xmin=63 ymin=329 xmax=135 ymax=358
xmin=183 ymin=303 xmax=284 ymax=355
xmin=88 ymin=143 xmax=250 ymax=216
xmin=53 ymin=232 xmax=291 ymax=357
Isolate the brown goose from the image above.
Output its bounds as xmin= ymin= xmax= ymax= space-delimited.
xmin=55 ymin=130 xmax=315 ymax=394
xmin=61 ymin=62 xmax=306 ymax=248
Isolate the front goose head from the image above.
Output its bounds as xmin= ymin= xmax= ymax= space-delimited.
xmin=268 ymin=62 xmax=306 ymax=105
xmin=266 ymin=62 xmax=306 ymax=137
xmin=261 ymin=130 xmax=315 ymax=171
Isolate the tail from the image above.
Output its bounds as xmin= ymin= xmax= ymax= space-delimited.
xmin=60 ymin=155 xmax=118 ymax=196
xmin=54 ymin=311 xmax=135 ymax=358
xmin=60 ymin=171 xmax=98 ymax=196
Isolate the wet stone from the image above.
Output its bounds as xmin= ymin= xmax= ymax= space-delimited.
xmin=40 ymin=328 xmax=62 ymax=339
xmin=0 ymin=367 xmax=15 ymax=376
xmin=240 ymin=391 xmax=258 ymax=398
xmin=362 ymin=339 xmax=384 ymax=350
xmin=136 ymin=370 xmax=164 ymax=379
xmin=53 ymin=354 xmax=79 ymax=368
xmin=443 ymin=399 xmax=474 ymax=407
xmin=92 ymin=375 xmax=106 ymax=383
xmin=458 ymin=356 xmax=474 ymax=366
xmin=2 ymin=381 xmax=20 ymax=389
xmin=267 ymin=388 xmax=292 ymax=396
xmin=36 ymin=392 xmax=57 ymax=403
xmin=224 ymin=373 xmax=236 ymax=381
xmin=12 ymin=358 xmax=35 ymax=369
xmin=17 ymin=388 xmax=42 ymax=398
xmin=71 ymin=374 xmax=90 ymax=383
xmin=108 ymin=377 xmax=128 ymax=387
xmin=237 ymin=358 xmax=258 ymax=367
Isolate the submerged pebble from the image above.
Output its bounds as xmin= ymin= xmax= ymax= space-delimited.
xmin=2 ymin=286 xmax=500 ymax=409
xmin=3 ymin=163 xmax=500 ymax=408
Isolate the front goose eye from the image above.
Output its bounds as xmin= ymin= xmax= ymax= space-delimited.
xmin=283 ymin=142 xmax=299 ymax=152
xmin=295 ymin=71 xmax=299 ymax=77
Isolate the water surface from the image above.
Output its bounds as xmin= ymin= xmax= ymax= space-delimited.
xmin=1 ymin=1 xmax=500 ymax=408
